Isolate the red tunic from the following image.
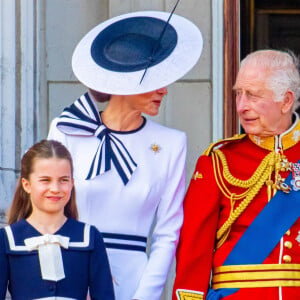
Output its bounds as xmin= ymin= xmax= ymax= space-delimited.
xmin=173 ymin=117 xmax=300 ymax=300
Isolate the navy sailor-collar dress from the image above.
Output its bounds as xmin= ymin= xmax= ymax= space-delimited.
xmin=0 ymin=218 xmax=115 ymax=300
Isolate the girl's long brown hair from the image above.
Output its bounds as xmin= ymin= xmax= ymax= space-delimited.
xmin=7 ymin=139 xmax=78 ymax=224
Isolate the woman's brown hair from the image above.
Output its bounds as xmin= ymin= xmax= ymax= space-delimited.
xmin=7 ymin=139 xmax=78 ymax=224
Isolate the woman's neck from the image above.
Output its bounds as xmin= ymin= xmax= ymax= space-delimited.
xmin=26 ymin=212 xmax=67 ymax=235
xmin=101 ymin=96 xmax=143 ymax=131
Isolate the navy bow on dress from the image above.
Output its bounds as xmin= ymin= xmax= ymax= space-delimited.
xmin=56 ymin=93 xmax=137 ymax=185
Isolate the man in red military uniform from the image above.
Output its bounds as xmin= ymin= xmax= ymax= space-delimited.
xmin=173 ymin=49 xmax=300 ymax=300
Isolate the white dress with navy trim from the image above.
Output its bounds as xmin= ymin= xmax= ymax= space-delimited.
xmin=0 ymin=218 xmax=115 ymax=300
xmin=48 ymin=94 xmax=186 ymax=300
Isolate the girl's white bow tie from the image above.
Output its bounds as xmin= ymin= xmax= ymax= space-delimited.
xmin=25 ymin=234 xmax=70 ymax=281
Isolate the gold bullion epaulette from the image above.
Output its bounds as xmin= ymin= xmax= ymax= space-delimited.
xmin=202 ymin=134 xmax=247 ymax=156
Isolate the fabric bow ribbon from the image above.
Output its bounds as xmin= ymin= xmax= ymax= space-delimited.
xmin=56 ymin=92 xmax=137 ymax=185
xmin=25 ymin=234 xmax=70 ymax=281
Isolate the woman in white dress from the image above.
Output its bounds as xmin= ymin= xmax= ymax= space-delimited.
xmin=48 ymin=8 xmax=203 ymax=300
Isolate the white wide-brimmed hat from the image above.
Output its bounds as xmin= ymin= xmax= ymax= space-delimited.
xmin=72 ymin=10 xmax=203 ymax=95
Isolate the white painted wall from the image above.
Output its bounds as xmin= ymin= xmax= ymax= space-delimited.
xmin=0 ymin=0 xmax=18 ymax=222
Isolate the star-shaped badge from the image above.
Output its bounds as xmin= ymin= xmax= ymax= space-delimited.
xmin=150 ymin=143 xmax=161 ymax=154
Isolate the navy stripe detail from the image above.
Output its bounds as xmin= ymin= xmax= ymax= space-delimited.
xmin=57 ymin=92 xmax=137 ymax=184
xmin=86 ymin=143 xmax=102 ymax=180
xmin=84 ymin=92 xmax=101 ymax=123
xmin=57 ymin=121 xmax=96 ymax=133
xmin=105 ymin=243 xmax=146 ymax=252
xmin=111 ymin=136 xmax=137 ymax=169
xmin=102 ymin=232 xmax=147 ymax=242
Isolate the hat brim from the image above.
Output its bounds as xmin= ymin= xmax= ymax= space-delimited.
xmin=72 ymin=11 xmax=203 ymax=95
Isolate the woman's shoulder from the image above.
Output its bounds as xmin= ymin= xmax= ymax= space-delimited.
xmin=48 ymin=116 xmax=60 ymax=130
xmin=65 ymin=219 xmax=102 ymax=242
xmin=47 ymin=116 xmax=67 ymax=141
xmin=145 ymin=119 xmax=186 ymax=139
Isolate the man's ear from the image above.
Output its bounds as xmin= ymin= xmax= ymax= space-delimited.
xmin=21 ymin=178 xmax=31 ymax=194
xmin=281 ymin=90 xmax=294 ymax=114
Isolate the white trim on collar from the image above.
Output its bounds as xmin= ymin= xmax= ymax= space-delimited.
xmin=69 ymin=224 xmax=90 ymax=247
xmin=4 ymin=224 xmax=91 ymax=251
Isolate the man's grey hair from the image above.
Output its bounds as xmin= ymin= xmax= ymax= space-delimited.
xmin=240 ymin=49 xmax=300 ymax=111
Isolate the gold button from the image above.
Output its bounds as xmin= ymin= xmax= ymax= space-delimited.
xmin=284 ymin=241 xmax=293 ymax=249
xmin=283 ymin=255 xmax=292 ymax=263
xmin=285 ymin=230 xmax=291 ymax=236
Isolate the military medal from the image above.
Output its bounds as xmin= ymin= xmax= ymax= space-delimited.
xmin=176 ymin=289 xmax=204 ymax=300
xmin=291 ymin=163 xmax=300 ymax=191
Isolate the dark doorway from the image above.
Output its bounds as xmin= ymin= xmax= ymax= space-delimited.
xmin=240 ymin=0 xmax=300 ymax=114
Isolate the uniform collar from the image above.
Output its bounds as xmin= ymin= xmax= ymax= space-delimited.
xmin=248 ymin=113 xmax=300 ymax=151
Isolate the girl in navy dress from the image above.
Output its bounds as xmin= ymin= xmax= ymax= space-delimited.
xmin=0 ymin=139 xmax=115 ymax=300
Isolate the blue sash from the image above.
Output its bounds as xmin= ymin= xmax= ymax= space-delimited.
xmin=208 ymin=167 xmax=300 ymax=299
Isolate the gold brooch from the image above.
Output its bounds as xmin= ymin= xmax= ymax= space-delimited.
xmin=150 ymin=143 xmax=161 ymax=154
